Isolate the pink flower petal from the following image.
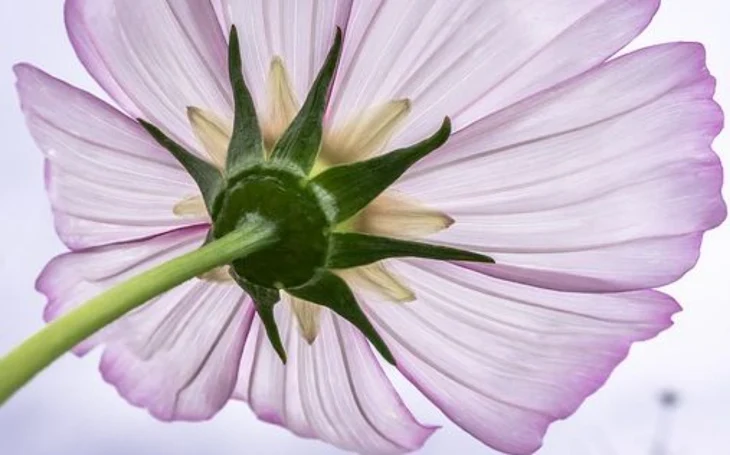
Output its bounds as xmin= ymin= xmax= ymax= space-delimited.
xmin=15 ymin=64 xmax=202 ymax=249
xmin=216 ymin=0 xmax=353 ymax=112
xmin=37 ymin=225 xmax=210 ymax=354
xmin=330 ymin=0 xmax=658 ymax=148
xmin=65 ymin=0 xmax=232 ymax=148
xmin=100 ymin=281 xmax=253 ymax=422
xmin=399 ymin=43 xmax=725 ymax=292
xmin=38 ymin=224 xmax=250 ymax=421
xmin=364 ymin=259 xmax=680 ymax=455
xmin=233 ymin=303 xmax=435 ymax=454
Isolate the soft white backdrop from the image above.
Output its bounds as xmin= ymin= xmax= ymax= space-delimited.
xmin=0 ymin=1 xmax=728 ymax=454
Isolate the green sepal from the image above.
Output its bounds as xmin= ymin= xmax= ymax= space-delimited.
xmin=310 ymin=117 xmax=451 ymax=223
xmin=288 ymin=269 xmax=395 ymax=365
xmin=139 ymin=119 xmax=222 ymax=214
xmin=269 ymin=29 xmax=342 ymax=175
xmin=226 ymin=25 xmax=265 ymax=177
xmin=230 ymin=271 xmax=287 ymax=363
xmin=327 ymin=232 xmax=494 ymax=269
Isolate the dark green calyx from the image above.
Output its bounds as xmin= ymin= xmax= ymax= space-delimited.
xmin=139 ymin=25 xmax=495 ymax=367
xmin=213 ymin=167 xmax=329 ymax=289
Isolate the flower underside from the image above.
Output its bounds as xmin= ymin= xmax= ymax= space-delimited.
xmin=140 ymin=27 xmax=494 ymax=365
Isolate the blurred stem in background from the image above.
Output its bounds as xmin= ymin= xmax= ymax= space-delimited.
xmin=650 ymin=390 xmax=680 ymax=455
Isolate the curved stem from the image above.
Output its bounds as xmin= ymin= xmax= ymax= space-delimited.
xmin=0 ymin=220 xmax=277 ymax=405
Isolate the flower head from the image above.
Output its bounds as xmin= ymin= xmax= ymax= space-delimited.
xmin=16 ymin=1 xmax=724 ymax=454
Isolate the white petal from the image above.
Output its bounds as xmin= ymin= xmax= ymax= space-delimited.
xmin=400 ymin=43 xmax=725 ymax=291
xmin=330 ymin=0 xmax=659 ymax=148
xmin=324 ymin=99 xmax=411 ymax=163
xmin=38 ymin=224 xmax=251 ymax=421
xmin=15 ymin=64 xmax=202 ymax=249
xmin=66 ymin=0 xmax=232 ymax=149
xmin=36 ymin=225 xmax=210 ymax=354
xmin=217 ymin=0 xmax=353 ymax=113
xmin=101 ymin=281 xmax=253 ymax=421
xmin=364 ymin=259 xmax=679 ymax=454
xmin=234 ymin=302 xmax=435 ymax=454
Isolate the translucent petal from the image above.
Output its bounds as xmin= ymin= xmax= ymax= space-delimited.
xmin=330 ymin=0 xmax=659 ymax=148
xmin=364 ymin=259 xmax=679 ymax=454
xmin=323 ymin=99 xmax=411 ymax=164
xmin=66 ymin=0 xmax=232 ymax=149
xmin=36 ymin=226 xmax=210 ymax=355
xmin=234 ymin=303 xmax=435 ymax=454
xmin=399 ymin=43 xmax=725 ymax=292
xmin=15 ymin=64 xmax=202 ymax=249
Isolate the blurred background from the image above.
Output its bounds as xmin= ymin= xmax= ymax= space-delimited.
xmin=0 ymin=1 xmax=728 ymax=454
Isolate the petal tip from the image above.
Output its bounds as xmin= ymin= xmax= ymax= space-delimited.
xmin=12 ymin=62 xmax=34 ymax=78
xmin=99 ymin=348 xmax=228 ymax=423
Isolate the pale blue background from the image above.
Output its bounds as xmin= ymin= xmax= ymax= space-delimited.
xmin=0 ymin=1 xmax=728 ymax=454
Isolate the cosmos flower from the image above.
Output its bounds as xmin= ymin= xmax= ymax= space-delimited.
xmin=14 ymin=1 xmax=724 ymax=454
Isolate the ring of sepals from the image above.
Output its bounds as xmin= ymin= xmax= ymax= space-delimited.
xmin=139 ymin=25 xmax=495 ymax=366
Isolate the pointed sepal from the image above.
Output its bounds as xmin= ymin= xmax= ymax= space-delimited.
xmin=139 ymin=119 xmax=222 ymax=214
xmin=226 ymin=26 xmax=265 ymax=176
xmin=288 ymin=270 xmax=395 ymax=365
xmin=310 ymin=117 xmax=451 ymax=223
xmin=327 ymin=232 xmax=494 ymax=269
xmin=230 ymin=272 xmax=287 ymax=363
xmin=269 ymin=29 xmax=343 ymax=175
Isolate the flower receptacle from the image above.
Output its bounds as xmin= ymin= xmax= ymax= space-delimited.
xmin=139 ymin=26 xmax=493 ymax=366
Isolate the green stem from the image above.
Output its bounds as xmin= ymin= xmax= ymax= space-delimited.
xmin=0 ymin=220 xmax=277 ymax=405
